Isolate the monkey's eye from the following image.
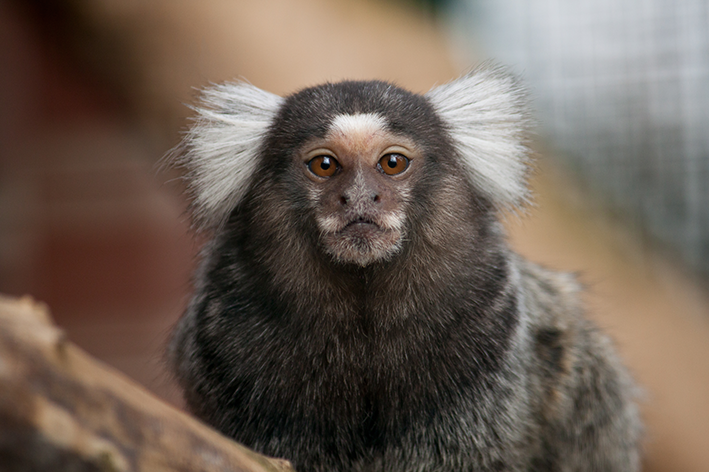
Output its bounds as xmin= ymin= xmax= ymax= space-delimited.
xmin=308 ymin=155 xmax=339 ymax=178
xmin=378 ymin=153 xmax=410 ymax=175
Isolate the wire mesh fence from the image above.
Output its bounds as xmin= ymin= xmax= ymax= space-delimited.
xmin=449 ymin=0 xmax=709 ymax=280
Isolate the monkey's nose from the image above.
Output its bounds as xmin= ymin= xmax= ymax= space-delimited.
xmin=339 ymin=192 xmax=380 ymax=206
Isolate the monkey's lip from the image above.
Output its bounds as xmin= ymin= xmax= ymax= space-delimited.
xmin=342 ymin=217 xmax=380 ymax=231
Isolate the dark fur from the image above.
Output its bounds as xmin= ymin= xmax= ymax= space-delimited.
xmin=169 ymin=78 xmax=642 ymax=471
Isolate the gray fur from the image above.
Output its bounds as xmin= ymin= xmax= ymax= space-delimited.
xmin=169 ymin=66 xmax=642 ymax=471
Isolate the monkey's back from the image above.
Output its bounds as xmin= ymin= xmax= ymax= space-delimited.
xmin=517 ymin=260 xmax=643 ymax=471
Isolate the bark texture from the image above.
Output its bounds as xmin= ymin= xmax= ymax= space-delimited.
xmin=0 ymin=294 xmax=294 ymax=472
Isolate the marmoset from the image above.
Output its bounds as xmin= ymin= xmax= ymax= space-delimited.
xmin=169 ymin=65 xmax=642 ymax=472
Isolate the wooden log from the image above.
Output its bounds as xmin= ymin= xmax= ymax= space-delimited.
xmin=0 ymin=294 xmax=294 ymax=472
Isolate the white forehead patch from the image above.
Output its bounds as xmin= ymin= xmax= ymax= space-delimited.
xmin=329 ymin=113 xmax=387 ymax=137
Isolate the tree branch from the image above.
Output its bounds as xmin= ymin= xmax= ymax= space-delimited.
xmin=0 ymin=294 xmax=294 ymax=472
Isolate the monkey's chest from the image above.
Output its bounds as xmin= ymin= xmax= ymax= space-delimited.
xmin=223 ymin=330 xmax=512 ymax=460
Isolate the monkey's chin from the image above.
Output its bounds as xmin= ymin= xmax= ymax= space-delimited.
xmin=323 ymin=224 xmax=402 ymax=267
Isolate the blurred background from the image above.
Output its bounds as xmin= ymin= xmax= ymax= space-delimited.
xmin=1 ymin=0 xmax=707 ymax=470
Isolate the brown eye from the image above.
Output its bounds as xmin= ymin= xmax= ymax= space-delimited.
xmin=379 ymin=153 xmax=410 ymax=175
xmin=308 ymin=155 xmax=339 ymax=177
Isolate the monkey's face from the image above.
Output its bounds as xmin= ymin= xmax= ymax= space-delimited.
xmin=180 ymin=71 xmax=530 ymax=270
xmin=297 ymin=113 xmax=420 ymax=266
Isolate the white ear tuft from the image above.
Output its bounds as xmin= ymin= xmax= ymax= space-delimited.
xmin=175 ymin=82 xmax=284 ymax=230
xmin=425 ymin=65 xmax=532 ymax=209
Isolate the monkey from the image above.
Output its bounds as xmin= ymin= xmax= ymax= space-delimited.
xmin=168 ymin=65 xmax=642 ymax=472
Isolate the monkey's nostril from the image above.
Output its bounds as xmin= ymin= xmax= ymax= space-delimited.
xmin=340 ymin=196 xmax=348 ymax=206
xmin=373 ymin=194 xmax=380 ymax=203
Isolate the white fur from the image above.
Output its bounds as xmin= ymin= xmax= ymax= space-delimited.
xmin=329 ymin=113 xmax=387 ymax=137
xmin=178 ymin=82 xmax=284 ymax=229
xmin=378 ymin=209 xmax=407 ymax=232
xmin=317 ymin=215 xmax=342 ymax=233
xmin=425 ymin=65 xmax=531 ymax=209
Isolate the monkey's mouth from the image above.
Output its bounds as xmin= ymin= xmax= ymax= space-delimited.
xmin=339 ymin=217 xmax=387 ymax=240
xmin=317 ymin=212 xmax=404 ymax=266
xmin=343 ymin=217 xmax=380 ymax=230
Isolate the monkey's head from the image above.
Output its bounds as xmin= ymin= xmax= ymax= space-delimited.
xmin=176 ymin=66 xmax=530 ymax=267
